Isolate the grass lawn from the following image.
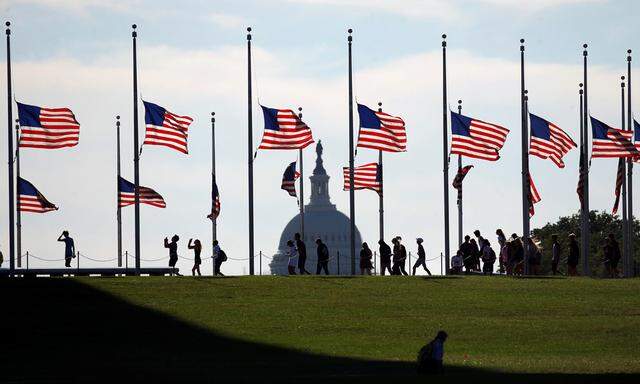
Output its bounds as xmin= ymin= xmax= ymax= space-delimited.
xmin=2 ymin=275 xmax=640 ymax=383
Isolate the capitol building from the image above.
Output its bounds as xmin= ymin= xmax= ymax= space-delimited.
xmin=269 ymin=141 xmax=362 ymax=275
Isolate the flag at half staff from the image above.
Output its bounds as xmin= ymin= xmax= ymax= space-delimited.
xmin=258 ymin=106 xmax=314 ymax=150
xmin=590 ymin=116 xmax=638 ymax=158
xmin=356 ymin=103 xmax=407 ymax=152
xmin=529 ymin=113 xmax=577 ymax=168
xmin=17 ymin=102 xmax=80 ymax=149
xmin=18 ymin=177 xmax=58 ymax=213
xmin=343 ymin=163 xmax=382 ymax=196
xmin=450 ymin=111 xmax=509 ymax=161
xmin=612 ymin=158 xmax=625 ymax=215
xmin=281 ymin=161 xmax=300 ymax=198
xmin=452 ymin=165 xmax=473 ymax=202
xmin=143 ymin=101 xmax=193 ymax=154
xmin=634 ymin=119 xmax=640 ymax=162
xmin=118 ymin=176 xmax=166 ymax=208
xmin=528 ymin=173 xmax=541 ymax=217
xmin=207 ymin=174 xmax=221 ymax=220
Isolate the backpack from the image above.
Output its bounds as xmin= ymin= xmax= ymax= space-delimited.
xmin=219 ymin=250 xmax=228 ymax=262
xmin=416 ymin=341 xmax=434 ymax=373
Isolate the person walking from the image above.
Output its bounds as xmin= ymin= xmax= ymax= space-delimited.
xmin=212 ymin=240 xmax=227 ymax=276
xmin=391 ymin=237 xmax=401 ymax=275
xmin=567 ymin=233 xmax=580 ymax=276
xmin=188 ymin=238 xmax=202 ymax=276
xmin=550 ymin=234 xmax=562 ymax=276
xmin=397 ymin=237 xmax=409 ymax=276
xmin=286 ymin=240 xmax=297 ymax=275
xmin=360 ymin=242 xmax=373 ymax=275
xmin=164 ymin=235 xmax=181 ymax=276
xmin=295 ymin=233 xmax=310 ymax=275
xmin=496 ymin=229 xmax=507 ymax=274
xmin=481 ymin=239 xmax=496 ymax=275
xmin=58 ymin=231 xmax=75 ymax=268
xmin=378 ymin=239 xmax=392 ymax=276
xmin=316 ymin=238 xmax=330 ymax=275
xmin=412 ymin=238 xmax=432 ymax=276
xmin=608 ymin=233 xmax=621 ymax=278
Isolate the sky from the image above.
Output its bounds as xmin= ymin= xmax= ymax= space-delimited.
xmin=0 ymin=0 xmax=638 ymax=275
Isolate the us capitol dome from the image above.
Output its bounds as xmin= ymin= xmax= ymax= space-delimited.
xmin=269 ymin=141 xmax=362 ymax=275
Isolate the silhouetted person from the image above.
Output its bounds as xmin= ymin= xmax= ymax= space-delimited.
xmin=551 ymin=234 xmax=562 ymax=276
xmin=567 ymin=233 xmax=579 ymax=276
xmin=412 ymin=238 xmax=431 ymax=276
xmin=294 ymin=233 xmax=310 ymax=275
xmin=417 ymin=330 xmax=448 ymax=375
xmin=286 ymin=240 xmax=297 ymax=275
xmin=459 ymin=235 xmax=474 ymax=274
xmin=469 ymin=238 xmax=481 ymax=272
xmin=496 ymin=229 xmax=507 ymax=273
xmin=360 ymin=242 xmax=373 ymax=275
xmin=212 ymin=240 xmax=227 ymax=276
xmin=378 ymin=239 xmax=392 ymax=275
xmin=391 ymin=237 xmax=401 ymax=275
xmin=188 ymin=238 xmax=202 ymax=276
xmin=509 ymin=234 xmax=524 ymax=275
xmin=608 ymin=233 xmax=621 ymax=278
xmin=316 ymin=238 xmax=330 ymax=275
xmin=526 ymin=238 xmax=542 ymax=275
xmin=481 ymin=239 xmax=496 ymax=275
xmin=0 ymin=247 xmax=4 ymax=268
xmin=164 ymin=235 xmax=181 ymax=276
xmin=451 ymin=251 xmax=463 ymax=275
xmin=58 ymin=231 xmax=75 ymax=268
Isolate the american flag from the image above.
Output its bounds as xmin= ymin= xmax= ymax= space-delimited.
xmin=452 ymin=165 xmax=473 ymax=203
xmin=450 ymin=111 xmax=509 ymax=161
xmin=18 ymin=177 xmax=58 ymax=213
xmin=118 ymin=176 xmax=166 ymax=208
xmin=281 ymin=161 xmax=300 ymax=198
xmin=529 ymin=113 xmax=577 ymax=168
xmin=342 ymin=163 xmax=382 ymax=196
xmin=17 ymin=102 xmax=80 ymax=149
xmin=356 ymin=103 xmax=407 ymax=152
xmin=590 ymin=116 xmax=638 ymax=159
xmin=612 ymin=158 xmax=625 ymax=215
xmin=528 ymin=173 xmax=541 ymax=217
xmin=258 ymin=106 xmax=314 ymax=150
xmin=577 ymin=148 xmax=586 ymax=207
xmin=143 ymin=101 xmax=193 ymax=154
xmin=207 ymin=174 xmax=221 ymax=220
xmin=635 ymin=119 xmax=640 ymax=162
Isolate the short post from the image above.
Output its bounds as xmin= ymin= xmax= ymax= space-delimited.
xmin=440 ymin=252 xmax=443 ymax=275
xmin=260 ymin=251 xmax=262 ymax=276
xmin=374 ymin=251 xmax=377 ymax=275
xmin=337 ymin=251 xmax=340 ymax=275
xmin=26 ymin=251 xmax=29 ymax=270
xmin=408 ymin=251 xmax=412 ymax=271
xmin=77 ymin=250 xmax=80 ymax=271
xmin=125 ymin=250 xmax=128 ymax=270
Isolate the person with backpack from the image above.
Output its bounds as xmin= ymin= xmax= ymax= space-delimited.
xmin=417 ymin=330 xmax=448 ymax=374
xmin=286 ymin=240 xmax=297 ymax=275
xmin=212 ymin=240 xmax=227 ymax=276
xmin=481 ymin=239 xmax=497 ymax=275
xmin=188 ymin=238 xmax=202 ymax=276
xmin=316 ymin=238 xmax=330 ymax=275
xmin=551 ymin=234 xmax=562 ymax=276
xmin=412 ymin=238 xmax=432 ymax=276
xmin=378 ymin=239 xmax=392 ymax=276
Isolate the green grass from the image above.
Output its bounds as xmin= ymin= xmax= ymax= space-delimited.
xmin=3 ymin=275 xmax=640 ymax=382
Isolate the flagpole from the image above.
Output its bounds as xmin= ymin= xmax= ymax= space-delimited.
xmin=620 ymin=77 xmax=629 ymax=274
xmin=442 ymin=34 xmax=450 ymax=275
xmin=116 ymin=115 xmax=122 ymax=267
xmin=579 ymin=83 xmax=585 ymax=270
xmin=582 ymin=44 xmax=591 ymax=277
xmin=247 ymin=27 xmax=255 ymax=275
xmin=132 ymin=24 xmax=141 ymax=275
xmin=6 ymin=21 xmax=15 ymax=274
xmin=520 ymin=39 xmax=531 ymax=275
xmin=457 ymin=100 xmax=463 ymax=247
xmin=348 ymin=28 xmax=356 ymax=275
xmin=626 ymin=49 xmax=633 ymax=278
xmin=15 ymin=119 xmax=21 ymax=268
xmin=211 ymin=112 xmax=217 ymax=243
xmin=377 ymin=102 xmax=384 ymax=243
xmin=297 ymin=107 xmax=305 ymax=240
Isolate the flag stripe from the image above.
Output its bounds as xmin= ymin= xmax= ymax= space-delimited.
xmin=342 ymin=163 xmax=382 ymax=195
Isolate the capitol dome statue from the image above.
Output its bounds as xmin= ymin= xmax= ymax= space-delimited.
xmin=269 ymin=141 xmax=362 ymax=275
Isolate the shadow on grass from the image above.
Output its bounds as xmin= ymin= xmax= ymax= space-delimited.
xmin=0 ymin=278 xmax=637 ymax=383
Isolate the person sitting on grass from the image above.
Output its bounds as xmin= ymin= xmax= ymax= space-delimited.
xmin=417 ymin=330 xmax=448 ymax=374
xmin=287 ymin=240 xmax=297 ymax=275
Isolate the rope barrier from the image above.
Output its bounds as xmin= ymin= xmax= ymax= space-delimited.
xmin=77 ymin=252 xmax=117 ymax=263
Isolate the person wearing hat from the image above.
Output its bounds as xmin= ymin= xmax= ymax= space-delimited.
xmin=412 ymin=238 xmax=432 ymax=276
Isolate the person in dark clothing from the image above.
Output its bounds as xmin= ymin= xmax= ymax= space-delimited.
xmin=412 ymin=238 xmax=431 ymax=276
xmin=509 ymin=234 xmax=524 ymax=276
xmin=212 ymin=240 xmax=227 ymax=276
xmin=608 ymin=233 xmax=621 ymax=278
xmin=58 ymin=231 xmax=75 ymax=268
xmin=360 ymin=242 xmax=373 ymax=275
xmin=316 ymin=238 xmax=330 ymax=275
xmin=417 ymin=330 xmax=448 ymax=375
xmin=398 ymin=237 xmax=409 ymax=275
xmin=567 ymin=233 xmax=580 ymax=276
xmin=474 ymin=230 xmax=485 ymax=270
xmin=459 ymin=235 xmax=475 ymax=274
xmin=294 ymin=233 xmax=310 ymax=275
xmin=188 ymin=238 xmax=202 ymax=276
xmin=551 ymin=234 xmax=562 ymax=276
xmin=526 ymin=238 xmax=542 ymax=275
xmin=481 ymin=239 xmax=496 ymax=275
xmin=469 ymin=238 xmax=481 ymax=272
xmin=391 ymin=237 xmax=401 ymax=275
xmin=164 ymin=235 xmax=181 ymax=276
xmin=378 ymin=239 xmax=392 ymax=275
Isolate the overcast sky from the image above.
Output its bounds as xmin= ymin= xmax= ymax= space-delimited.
xmin=0 ymin=0 xmax=638 ymax=275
